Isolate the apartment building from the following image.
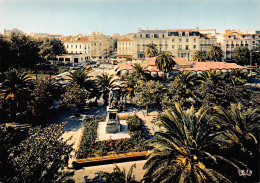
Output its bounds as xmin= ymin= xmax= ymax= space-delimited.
xmin=216 ymin=30 xmax=260 ymax=61
xmin=131 ymin=28 xmax=201 ymax=60
xmin=62 ymin=33 xmax=113 ymax=59
xmin=167 ymin=29 xmax=201 ymax=60
xmin=200 ymin=34 xmax=218 ymax=52
xmin=117 ymin=38 xmax=133 ymax=58
xmin=133 ymin=29 xmax=168 ymax=59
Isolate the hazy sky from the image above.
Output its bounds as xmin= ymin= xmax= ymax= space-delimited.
xmin=0 ymin=0 xmax=259 ymax=36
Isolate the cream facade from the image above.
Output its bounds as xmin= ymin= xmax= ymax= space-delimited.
xmin=132 ymin=28 xmax=202 ymax=61
xmin=117 ymin=38 xmax=133 ymax=58
xmin=62 ymin=34 xmax=113 ymax=59
xmin=216 ymin=30 xmax=260 ymax=61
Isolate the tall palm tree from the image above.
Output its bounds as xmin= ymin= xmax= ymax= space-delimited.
xmin=155 ymin=51 xmax=175 ymax=73
xmin=132 ymin=63 xmax=147 ymax=80
xmin=68 ymin=67 xmax=90 ymax=88
xmin=101 ymin=164 xmax=139 ymax=183
xmin=206 ymin=45 xmax=224 ymax=62
xmin=192 ymin=50 xmax=206 ymax=62
xmin=145 ymin=43 xmax=158 ymax=58
xmin=1 ymin=68 xmax=32 ymax=120
xmin=143 ymin=103 xmax=247 ymax=183
xmin=96 ymin=73 xmax=118 ymax=106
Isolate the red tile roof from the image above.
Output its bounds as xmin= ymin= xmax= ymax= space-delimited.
xmin=118 ymin=38 xmax=133 ymax=42
xmin=146 ymin=57 xmax=157 ymax=66
xmin=75 ymin=38 xmax=89 ymax=42
xmin=118 ymin=63 xmax=134 ymax=70
xmin=167 ymin=29 xmax=196 ymax=32
xmin=173 ymin=57 xmax=191 ymax=66
xmin=181 ymin=62 xmax=246 ymax=71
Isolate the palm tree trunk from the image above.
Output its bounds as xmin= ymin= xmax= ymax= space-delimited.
xmin=146 ymin=105 xmax=149 ymax=116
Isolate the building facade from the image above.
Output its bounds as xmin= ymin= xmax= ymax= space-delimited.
xmin=216 ymin=30 xmax=260 ymax=61
xmin=117 ymin=38 xmax=133 ymax=58
xmin=62 ymin=33 xmax=113 ymax=59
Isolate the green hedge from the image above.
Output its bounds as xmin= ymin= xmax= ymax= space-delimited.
xmin=76 ymin=115 xmax=148 ymax=159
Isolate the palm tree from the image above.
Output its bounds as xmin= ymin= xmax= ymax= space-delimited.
xmin=145 ymin=43 xmax=158 ymax=58
xmin=1 ymin=68 xmax=32 ymax=120
xmin=226 ymin=69 xmax=247 ymax=86
xmin=68 ymin=67 xmax=90 ymax=88
xmin=207 ymin=45 xmax=224 ymax=62
xmin=200 ymin=70 xmax=224 ymax=86
xmin=96 ymin=73 xmax=118 ymax=106
xmin=143 ymin=103 xmax=247 ymax=183
xmin=132 ymin=63 xmax=147 ymax=80
xmin=213 ymin=103 xmax=259 ymax=154
xmin=155 ymin=51 xmax=175 ymax=73
xmin=213 ymin=104 xmax=259 ymax=181
xmin=192 ymin=50 xmax=206 ymax=62
xmin=169 ymin=71 xmax=197 ymax=101
xmin=101 ymin=164 xmax=139 ymax=183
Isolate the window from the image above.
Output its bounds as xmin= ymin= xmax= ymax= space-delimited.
xmin=178 ymin=45 xmax=182 ymax=50
xmin=172 ymin=38 xmax=175 ymax=42
xmin=80 ymin=45 xmax=81 ymax=49
xmin=67 ymin=45 xmax=68 ymax=48
xmin=181 ymin=53 xmax=184 ymax=57
xmin=193 ymin=38 xmax=196 ymax=42
xmin=186 ymin=38 xmax=189 ymax=42
xmin=179 ymin=38 xmax=182 ymax=42
xmin=71 ymin=45 xmax=73 ymax=48
xmin=193 ymin=45 xmax=196 ymax=49
xmin=172 ymin=45 xmax=175 ymax=49
xmin=76 ymin=45 xmax=77 ymax=49
xmin=185 ymin=45 xmax=189 ymax=50
xmin=178 ymin=53 xmax=180 ymax=57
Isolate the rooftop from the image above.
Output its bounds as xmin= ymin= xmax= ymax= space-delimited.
xmin=118 ymin=38 xmax=133 ymax=42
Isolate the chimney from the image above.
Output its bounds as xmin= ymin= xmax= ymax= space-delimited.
xmin=138 ymin=28 xmax=141 ymax=32
xmin=195 ymin=27 xmax=199 ymax=31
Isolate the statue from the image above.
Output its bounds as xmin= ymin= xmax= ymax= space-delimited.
xmin=108 ymin=90 xmax=117 ymax=108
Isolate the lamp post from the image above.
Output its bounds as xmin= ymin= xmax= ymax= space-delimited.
xmin=250 ymin=50 xmax=259 ymax=75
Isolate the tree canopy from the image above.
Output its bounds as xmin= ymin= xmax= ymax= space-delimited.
xmin=231 ymin=46 xmax=250 ymax=66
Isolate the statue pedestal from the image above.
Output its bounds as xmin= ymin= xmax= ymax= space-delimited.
xmin=106 ymin=107 xmax=120 ymax=133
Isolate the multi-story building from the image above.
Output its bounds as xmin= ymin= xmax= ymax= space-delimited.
xmin=131 ymin=28 xmax=201 ymax=60
xmin=117 ymin=38 xmax=133 ymax=58
xmin=167 ymin=29 xmax=201 ymax=60
xmin=216 ymin=30 xmax=260 ymax=61
xmin=133 ymin=29 xmax=168 ymax=59
xmin=62 ymin=33 xmax=113 ymax=59
xmin=199 ymin=34 xmax=217 ymax=52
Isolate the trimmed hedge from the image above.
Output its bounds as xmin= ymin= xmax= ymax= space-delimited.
xmin=76 ymin=115 xmax=148 ymax=159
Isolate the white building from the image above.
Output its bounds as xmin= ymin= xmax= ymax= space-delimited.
xmin=216 ymin=30 xmax=260 ymax=61
xmin=117 ymin=38 xmax=133 ymax=58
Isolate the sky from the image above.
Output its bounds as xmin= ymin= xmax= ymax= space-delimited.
xmin=0 ymin=0 xmax=259 ymax=36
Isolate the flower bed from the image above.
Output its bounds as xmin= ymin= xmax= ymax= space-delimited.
xmin=76 ymin=115 xmax=148 ymax=159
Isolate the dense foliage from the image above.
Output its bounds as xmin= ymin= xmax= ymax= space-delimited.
xmin=0 ymin=33 xmax=66 ymax=72
xmin=144 ymin=103 xmax=260 ymax=183
xmin=232 ymin=46 xmax=250 ymax=66
xmin=0 ymin=123 xmax=73 ymax=183
xmin=77 ymin=116 xmax=148 ymax=159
